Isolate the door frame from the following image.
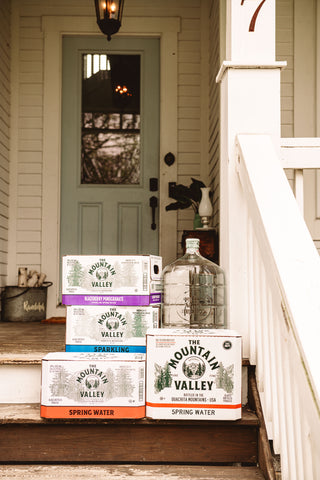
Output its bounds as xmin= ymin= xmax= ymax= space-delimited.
xmin=41 ymin=15 xmax=180 ymax=316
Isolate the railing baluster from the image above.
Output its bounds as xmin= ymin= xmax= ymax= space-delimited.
xmin=291 ymin=366 xmax=305 ymax=479
xmin=282 ymin=340 xmax=297 ymax=479
xmin=262 ymin=281 xmax=273 ymax=435
xmin=274 ymin=308 xmax=289 ymax=477
xmin=247 ymin=217 xmax=257 ymax=365
xmin=268 ymin=290 xmax=280 ymax=453
xmin=293 ymin=168 xmax=304 ymax=213
xmin=254 ymin=243 xmax=264 ymax=393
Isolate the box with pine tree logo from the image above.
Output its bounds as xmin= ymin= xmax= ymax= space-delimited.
xmin=62 ymin=255 xmax=162 ymax=306
xmin=41 ymin=352 xmax=146 ymax=419
xmin=65 ymin=305 xmax=160 ymax=353
xmin=146 ymin=329 xmax=242 ymax=420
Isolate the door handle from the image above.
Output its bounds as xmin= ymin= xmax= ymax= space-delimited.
xmin=149 ymin=196 xmax=158 ymax=230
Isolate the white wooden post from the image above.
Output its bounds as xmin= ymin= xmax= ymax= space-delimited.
xmin=226 ymin=0 xmax=276 ymax=62
xmin=217 ymin=0 xmax=286 ymax=357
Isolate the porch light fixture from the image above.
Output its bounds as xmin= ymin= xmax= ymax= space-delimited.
xmin=94 ymin=0 xmax=125 ymax=41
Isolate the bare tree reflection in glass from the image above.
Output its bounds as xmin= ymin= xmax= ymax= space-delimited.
xmin=81 ymin=53 xmax=141 ymax=185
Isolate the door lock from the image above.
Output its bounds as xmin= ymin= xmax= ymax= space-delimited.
xmin=149 ymin=178 xmax=158 ymax=191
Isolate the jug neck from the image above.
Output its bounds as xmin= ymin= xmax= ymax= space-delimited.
xmin=185 ymin=238 xmax=200 ymax=255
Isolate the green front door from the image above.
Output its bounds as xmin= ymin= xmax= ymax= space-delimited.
xmin=60 ymin=36 xmax=160 ymax=258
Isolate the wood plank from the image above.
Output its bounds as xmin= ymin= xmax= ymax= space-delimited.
xmin=16 ymin=241 xmax=41 ymax=253
xmin=0 ymin=404 xmax=258 ymax=464
xmin=17 ymin=207 xmax=41 ymax=219
xmin=248 ymin=366 xmax=276 ymax=480
xmin=0 ymin=422 xmax=257 ymax=463
xmin=0 ymin=465 xmax=265 ymax=480
xmin=0 ymin=323 xmax=65 ymax=363
xmin=0 ymin=403 xmax=259 ymax=426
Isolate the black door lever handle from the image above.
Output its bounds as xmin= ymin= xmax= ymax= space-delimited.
xmin=149 ymin=196 xmax=158 ymax=230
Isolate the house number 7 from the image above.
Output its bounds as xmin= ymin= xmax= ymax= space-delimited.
xmin=241 ymin=0 xmax=267 ymax=32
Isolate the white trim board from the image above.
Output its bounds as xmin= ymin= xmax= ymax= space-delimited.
xmin=41 ymin=16 xmax=180 ymax=316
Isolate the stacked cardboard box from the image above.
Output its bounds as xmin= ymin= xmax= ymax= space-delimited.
xmin=41 ymin=351 xmax=146 ymax=419
xmin=61 ymin=255 xmax=162 ymax=307
xmin=145 ymin=328 xmax=242 ymax=421
xmin=40 ymin=255 xmax=162 ymax=419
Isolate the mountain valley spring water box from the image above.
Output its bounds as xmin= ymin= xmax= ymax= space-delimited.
xmin=65 ymin=305 xmax=160 ymax=353
xmin=41 ymin=352 xmax=145 ymax=419
xmin=146 ymin=329 xmax=242 ymax=420
xmin=62 ymin=255 xmax=162 ymax=306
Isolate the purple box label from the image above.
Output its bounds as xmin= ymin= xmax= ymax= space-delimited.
xmin=150 ymin=293 xmax=161 ymax=304
xmin=62 ymin=294 xmax=161 ymax=307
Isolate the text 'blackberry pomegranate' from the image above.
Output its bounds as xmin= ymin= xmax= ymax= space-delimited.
xmin=162 ymin=238 xmax=227 ymax=328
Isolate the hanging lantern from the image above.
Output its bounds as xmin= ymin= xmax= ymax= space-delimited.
xmin=94 ymin=0 xmax=125 ymax=41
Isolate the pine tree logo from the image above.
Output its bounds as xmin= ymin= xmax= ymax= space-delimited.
xmin=85 ymin=375 xmax=100 ymax=390
xmin=132 ymin=311 xmax=146 ymax=337
xmin=68 ymin=368 xmax=110 ymax=402
xmin=154 ymin=362 xmax=172 ymax=393
xmin=96 ymin=267 xmax=109 ymax=280
xmin=50 ymin=366 xmax=70 ymax=396
xmin=67 ymin=260 xmax=84 ymax=287
xmin=215 ymin=362 xmax=234 ymax=394
xmin=105 ymin=318 xmax=120 ymax=330
xmin=182 ymin=356 xmax=206 ymax=379
xmin=115 ymin=367 xmax=134 ymax=397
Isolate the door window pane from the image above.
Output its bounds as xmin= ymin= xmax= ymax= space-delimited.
xmin=81 ymin=54 xmax=140 ymax=185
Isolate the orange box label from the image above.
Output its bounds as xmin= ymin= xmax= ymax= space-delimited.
xmin=40 ymin=405 xmax=145 ymax=419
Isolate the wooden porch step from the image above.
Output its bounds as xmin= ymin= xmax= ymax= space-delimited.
xmin=0 ymin=322 xmax=248 ymax=404
xmin=0 ymin=464 xmax=266 ymax=479
xmin=0 ymin=323 xmax=275 ymax=478
xmin=0 ymin=403 xmax=259 ymax=464
xmin=0 ymin=322 xmax=66 ymax=363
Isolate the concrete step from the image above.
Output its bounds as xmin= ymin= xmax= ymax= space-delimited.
xmin=0 ymin=464 xmax=266 ymax=479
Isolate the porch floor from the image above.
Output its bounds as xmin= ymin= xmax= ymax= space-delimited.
xmin=0 ymin=464 xmax=265 ymax=479
xmin=0 ymin=321 xmax=65 ymax=363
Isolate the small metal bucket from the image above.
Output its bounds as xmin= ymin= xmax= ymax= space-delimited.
xmin=1 ymin=282 xmax=52 ymax=322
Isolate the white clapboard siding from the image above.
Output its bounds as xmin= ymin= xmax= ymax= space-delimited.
xmin=16 ymin=231 xmax=41 ymax=242
xmin=176 ymin=4 xmax=202 ymax=253
xmin=16 ymin=241 xmax=41 ymax=254
xmin=17 ymin=186 xmax=41 ymax=197
xmin=208 ymin=0 xmax=220 ymax=232
xmin=276 ymin=0 xmax=294 ymax=138
xmin=0 ymin=164 xmax=9 ymax=185
xmin=0 ymin=191 xmax=8 ymax=208
xmin=276 ymin=0 xmax=295 ymax=190
xmin=0 ymin=203 xmax=9 ymax=219
xmin=0 ymin=0 xmax=10 ymax=288
xmin=17 ymin=197 xmax=41 ymax=208
xmin=13 ymin=8 xmax=44 ymax=276
xmin=17 ymin=208 xmax=41 ymax=220
xmin=18 ymin=151 xmax=42 ymax=162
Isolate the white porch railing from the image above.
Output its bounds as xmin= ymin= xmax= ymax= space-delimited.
xmin=281 ymin=137 xmax=320 ymax=214
xmin=235 ymin=134 xmax=320 ymax=480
